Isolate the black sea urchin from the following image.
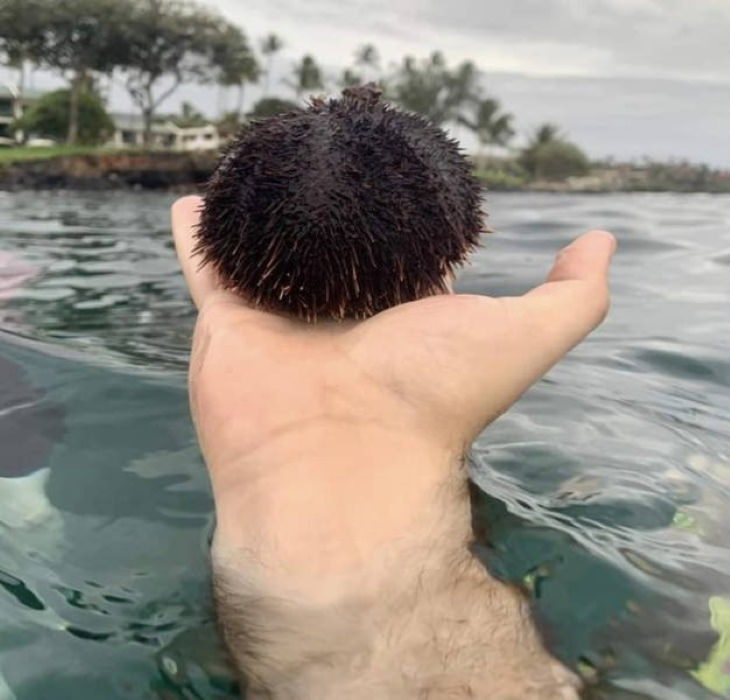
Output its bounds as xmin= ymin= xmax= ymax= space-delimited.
xmin=197 ymin=84 xmax=485 ymax=321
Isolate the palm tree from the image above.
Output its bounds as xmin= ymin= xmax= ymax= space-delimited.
xmin=338 ymin=68 xmax=363 ymax=89
xmin=388 ymin=53 xmax=448 ymax=124
xmin=532 ymin=123 xmax=561 ymax=146
xmin=444 ymin=60 xmax=481 ymax=136
xmin=211 ymin=25 xmax=259 ymax=120
xmin=289 ymin=55 xmax=323 ymax=100
xmin=354 ymin=43 xmax=380 ymax=82
xmin=0 ymin=0 xmax=49 ymax=136
xmin=519 ymin=123 xmax=589 ymax=180
xmin=231 ymin=52 xmax=260 ymax=118
xmin=388 ymin=53 xmax=479 ymax=127
xmin=458 ymin=97 xmax=515 ymax=157
xmin=260 ymin=33 xmax=283 ymax=98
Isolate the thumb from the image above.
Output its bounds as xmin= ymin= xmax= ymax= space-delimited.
xmin=513 ymin=230 xmax=617 ymax=366
xmin=543 ymin=229 xmax=617 ymax=286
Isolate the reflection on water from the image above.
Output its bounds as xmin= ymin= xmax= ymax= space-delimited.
xmin=0 ymin=190 xmax=729 ymax=699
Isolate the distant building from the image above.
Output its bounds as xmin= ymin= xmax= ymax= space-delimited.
xmin=0 ymin=86 xmax=42 ymax=143
xmin=109 ymin=113 xmax=221 ymax=152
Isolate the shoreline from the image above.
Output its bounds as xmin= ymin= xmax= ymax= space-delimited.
xmin=1 ymin=150 xmax=729 ymax=194
xmin=0 ymin=150 xmax=217 ymax=192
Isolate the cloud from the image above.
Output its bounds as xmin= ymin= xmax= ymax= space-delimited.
xmin=211 ymin=0 xmax=730 ymax=83
xmin=201 ymin=0 xmax=730 ymax=166
xmin=483 ymin=73 xmax=730 ymax=166
xmin=6 ymin=0 xmax=724 ymax=165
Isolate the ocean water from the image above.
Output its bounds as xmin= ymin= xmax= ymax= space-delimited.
xmin=0 ymin=190 xmax=728 ymax=699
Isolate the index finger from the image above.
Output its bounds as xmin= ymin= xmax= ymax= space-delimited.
xmin=172 ymin=195 xmax=242 ymax=310
xmin=171 ymin=195 xmax=217 ymax=308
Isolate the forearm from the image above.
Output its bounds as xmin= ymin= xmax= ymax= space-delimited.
xmin=213 ymin=542 xmax=578 ymax=699
xmin=210 ymin=466 xmax=579 ymax=699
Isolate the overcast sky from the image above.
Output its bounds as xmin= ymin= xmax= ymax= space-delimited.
xmin=214 ymin=0 xmax=730 ymax=166
xmin=4 ymin=0 xmax=728 ymax=165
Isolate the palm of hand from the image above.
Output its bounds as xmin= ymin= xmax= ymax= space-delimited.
xmin=172 ymin=196 xmax=614 ymax=563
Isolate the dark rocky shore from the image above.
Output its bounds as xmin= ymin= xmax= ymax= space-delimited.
xmin=0 ymin=151 xmax=218 ymax=191
xmin=2 ymin=150 xmax=729 ymax=194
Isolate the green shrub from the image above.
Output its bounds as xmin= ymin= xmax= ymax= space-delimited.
xmin=15 ymin=89 xmax=114 ymax=145
xmin=247 ymin=97 xmax=300 ymax=119
xmin=522 ymin=140 xmax=590 ymax=182
xmin=473 ymin=167 xmax=528 ymax=190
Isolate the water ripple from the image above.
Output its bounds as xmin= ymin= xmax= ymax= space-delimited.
xmin=0 ymin=191 xmax=728 ymax=698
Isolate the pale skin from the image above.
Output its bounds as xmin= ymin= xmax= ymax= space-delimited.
xmin=172 ymin=195 xmax=616 ymax=699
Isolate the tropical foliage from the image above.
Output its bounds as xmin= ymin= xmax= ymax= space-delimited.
xmin=0 ymin=0 xmax=598 ymax=186
xmin=0 ymin=0 xmax=256 ymax=145
xmin=248 ymin=97 xmax=300 ymax=120
xmin=14 ymin=88 xmax=114 ymax=145
xmin=520 ymin=124 xmax=590 ymax=181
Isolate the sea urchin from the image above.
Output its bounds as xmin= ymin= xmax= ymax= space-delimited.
xmin=196 ymin=84 xmax=485 ymax=321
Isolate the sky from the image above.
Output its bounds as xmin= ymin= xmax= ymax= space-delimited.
xmin=3 ymin=0 xmax=728 ymax=165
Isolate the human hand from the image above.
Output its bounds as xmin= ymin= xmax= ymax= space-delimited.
xmin=171 ymin=195 xmax=610 ymax=697
xmin=171 ymin=194 xmax=616 ymax=483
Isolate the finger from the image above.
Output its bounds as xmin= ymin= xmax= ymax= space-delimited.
xmin=171 ymin=195 xmax=215 ymax=308
xmin=541 ymin=229 xmax=616 ymax=286
xmin=431 ymin=231 xmax=616 ymax=433
xmin=171 ymin=195 xmax=240 ymax=310
xmin=516 ymin=230 xmax=617 ymax=361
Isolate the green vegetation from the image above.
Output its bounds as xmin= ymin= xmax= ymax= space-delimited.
xmin=520 ymin=124 xmax=590 ymax=181
xmin=472 ymin=157 xmax=730 ymax=193
xmin=120 ymin=1 xmax=257 ymax=145
xmin=525 ymin=141 xmax=590 ymax=181
xmin=247 ymin=97 xmax=300 ymax=120
xmin=15 ymin=89 xmax=113 ymax=145
xmin=173 ymin=102 xmax=208 ymax=129
xmin=0 ymin=145 xmax=103 ymax=166
xmin=287 ymin=55 xmax=324 ymax=98
xmin=473 ymin=159 xmax=529 ymax=190
xmin=458 ymin=98 xmax=515 ymax=154
xmin=41 ymin=0 xmax=128 ymax=145
xmin=260 ymin=33 xmax=284 ymax=98
xmin=626 ymin=161 xmax=730 ymax=193
xmin=1 ymin=0 xmax=726 ymax=190
xmin=0 ymin=0 xmax=257 ymax=145
xmin=692 ymin=597 xmax=730 ymax=696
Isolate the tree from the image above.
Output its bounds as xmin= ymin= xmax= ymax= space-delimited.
xmin=217 ymin=110 xmax=242 ymax=139
xmin=458 ymin=97 xmax=514 ymax=155
xmin=210 ymin=24 xmax=259 ymax=118
xmin=520 ymin=124 xmax=590 ymax=181
xmin=533 ymin=123 xmax=561 ymax=147
xmin=338 ymin=68 xmax=363 ymax=89
xmin=260 ymin=33 xmax=283 ymax=98
xmin=42 ymin=0 xmax=129 ymax=145
xmin=529 ymin=141 xmax=590 ymax=181
xmin=119 ymin=0 xmax=245 ymax=147
xmin=354 ymin=43 xmax=380 ymax=82
xmin=14 ymin=87 xmax=114 ymax=144
xmin=288 ymin=55 xmax=324 ymax=100
xmin=174 ymin=101 xmax=207 ymax=128
xmin=444 ymin=60 xmax=479 ymax=118
xmin=248 ymin=97 xmax=299 ymax=120
xmin=387 ymin=52 xmax=480 ymax=126
xmin=0 ymin=0 xmax=52 ymax=132
xmin=520 ymin=123 xmax=558 ymax=176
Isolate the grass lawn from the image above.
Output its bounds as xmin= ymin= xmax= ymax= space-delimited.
xmin=0 ymin=145 xmax=105 ymax=166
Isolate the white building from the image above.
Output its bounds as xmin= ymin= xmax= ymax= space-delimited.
xmin=0 ymin=86 xmax=42 ymax=144
xmin=109 ymin=113 xmax=221 ymax=152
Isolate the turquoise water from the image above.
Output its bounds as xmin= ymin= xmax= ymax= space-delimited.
xmin=0 ymin=190 xmax=728 ymax=699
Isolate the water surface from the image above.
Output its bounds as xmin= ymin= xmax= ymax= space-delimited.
xmin=0 ymin=190 xmax=728 ymax=698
